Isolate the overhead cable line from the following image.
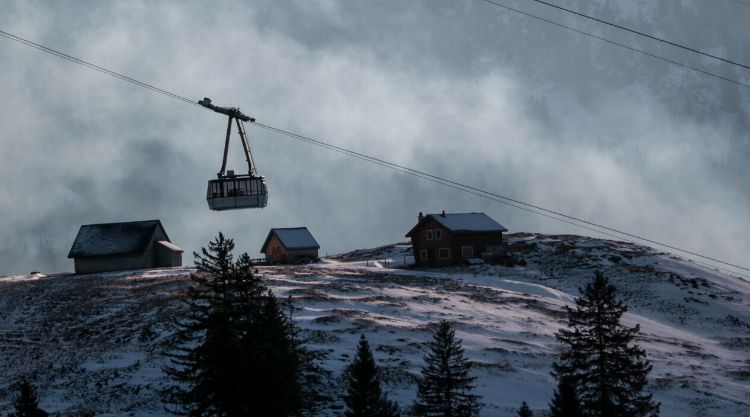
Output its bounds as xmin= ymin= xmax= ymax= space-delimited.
xmin=526 ymin=0 xmax=750 ymax=71
xmin=253 ymin=122 xmax=750 ymax=280
xmin=252 ymin=123 xmax=622 ymax=236
xmin=728 ymin=0 xmax=750 ymax=9
xmin=1 ymin=28 xmax=748 ymax=279
xmin=0 ymin=29 xmax=201 ymax=108
xmin=252 ymin=122 xmax=750 ymax=277
xmin=478 ymin=1 xmax=750 ymax=89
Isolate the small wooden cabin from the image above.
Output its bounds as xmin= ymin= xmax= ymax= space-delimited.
xmin=405 ymin=211 xmax=508 ymax=267
xmin=67 ymin=220 xmax=183 ymax=274
xmin=260 ymin=227 xmax=320 ymax=264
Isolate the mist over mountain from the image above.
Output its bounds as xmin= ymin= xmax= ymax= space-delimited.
xmin=0 ymin=0 xmax=747 ymax=275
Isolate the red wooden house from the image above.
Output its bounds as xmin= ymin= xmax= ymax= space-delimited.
xmin=405 ymin=211 xmax=508 ymax=267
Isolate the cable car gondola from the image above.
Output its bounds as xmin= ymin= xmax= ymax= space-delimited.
xmin=199 ymin=97 xmax=268 ymax=211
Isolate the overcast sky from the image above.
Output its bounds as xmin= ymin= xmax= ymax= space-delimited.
xmin=0 ymin=0 xmax=748 ymax=275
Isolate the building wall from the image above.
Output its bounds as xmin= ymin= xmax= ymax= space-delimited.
xmin=263 ymin=234 xmax=288 ymax=263
xmin=410 ymin=218 xmax=504 ymax=267
xmin=156 ymin=243 xmax=182 ymax=267
xmin=286 ymin=249 xmax=319 ymax=264
xmin=410 ymin=218 xmax=454 ymax=267
xmin=74 ymin=252 xmax=153 ymax=274
xmin=451 ymin=233 xmax=504 ymax=262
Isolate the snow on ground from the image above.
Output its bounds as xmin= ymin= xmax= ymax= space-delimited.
xmin=0 ymin=234 xmax=748 ymax=417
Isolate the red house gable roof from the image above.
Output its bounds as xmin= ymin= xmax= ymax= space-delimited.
xmin=405 ymin=212 xmax=508 ymax=237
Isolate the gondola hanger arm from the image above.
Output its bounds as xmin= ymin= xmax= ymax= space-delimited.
xmin=198 ymin=97 xmax=255 ymax=123
xmin=199 ymin=97 xmax=257 ymax=178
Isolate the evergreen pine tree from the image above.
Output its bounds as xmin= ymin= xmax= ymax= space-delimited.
xmin=164 ymin=232 xmax=239 ymax=416
xmin=414 ymin=321 xmax=480 ymax=417
xmin=553 ymin=271 xmax=659 ymax=417
xmin=164 ymin=233 xmax=318 ymax=417
xmin=516 ymin=401 xmax=533 ymax=417
xmin=246 ymin=291 xmax=304 ymax=416
xmin=8 ymin=380 xmax=48 ymax=417
xmin=343 ymin=335 xmax=400 ymax=417
xmin=548 ymin=376 xmax=583 ymax=417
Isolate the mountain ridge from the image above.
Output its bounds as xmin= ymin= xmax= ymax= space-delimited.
xmin=0 ymin=232 xmax=748 ymax=416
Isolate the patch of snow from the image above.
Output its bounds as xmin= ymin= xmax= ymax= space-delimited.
xmin=1 ymin=234 xmax=748 ymax=417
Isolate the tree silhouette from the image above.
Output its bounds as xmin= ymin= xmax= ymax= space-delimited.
xmin=553 ymin=271 xmax=659 ymax=417
xmin=164 ymin=233 xmax=319 ymax=417
xmin=8 ymin=380 xmax=48 ymax=417
xmin=548 ymin=375 xmax=582 ymax=417
xmin=516 ymin=401 xmax=533 ymax=417
xmin=414 ymin=321 xmax=480 ymax=417
xmin=342 ymin=335 xmax=400 ymax=417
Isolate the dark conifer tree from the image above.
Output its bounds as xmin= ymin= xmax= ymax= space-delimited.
xmin=553 ymin=271 xmax=659 ymax=417
xmin=342 ymin=335 xmax=400 ymax=417
xmin=8 ymin=380 xmax=48 ymax=417
xmin=246 ymin=291 xmax=304 ymax=416
xmin=548 ymin=375 xmax=583 ymax=417
xmin=414 ymin=321 xmax=480 ymax=417
xmin=165 ymin=233 xmax=318 ymax=417
xmin=164 ymin=232 xmax=239 ymax=416
xmin=516 ymin=401 xmax=533 ymax=417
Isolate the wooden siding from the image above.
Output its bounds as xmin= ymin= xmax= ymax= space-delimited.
xmin=264 ymin=234 xmax=287 ymax=263
xmin=409 ymin=217 xmax=503 ymax=267
xmin=263 ymin=234 xmax=318 ymax=264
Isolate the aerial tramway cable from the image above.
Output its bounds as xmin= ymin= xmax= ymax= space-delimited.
xmin=524 ymin=0 xmax=750 ymax=72
xmin=1 ymin=28 xmax=748 ymax=278
xmin=252 ymin=122 xmax=750 ymax=279
xmin=477 ymin=1 xmax=750 ymax=89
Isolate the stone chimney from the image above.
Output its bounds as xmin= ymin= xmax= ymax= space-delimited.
xmin=418 ymin=212 xmax=424 ymax=222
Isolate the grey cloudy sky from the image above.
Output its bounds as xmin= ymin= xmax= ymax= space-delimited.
xmin=0 ymin=0 xmax=748 ymax=275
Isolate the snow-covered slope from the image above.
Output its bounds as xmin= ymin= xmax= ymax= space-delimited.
xmin=0 ymin=234 xmax=748 ymax=417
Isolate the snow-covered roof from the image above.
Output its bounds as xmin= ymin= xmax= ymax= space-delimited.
xmin=67 ymin=220 xmax=168 ymax=258
xmin=261 ymin=227 xmax=320 ymax=252
xmin=406 ymin=212 xmax=508 ymax=237
xmin=157 ymin=240 xmax=183 ymax=253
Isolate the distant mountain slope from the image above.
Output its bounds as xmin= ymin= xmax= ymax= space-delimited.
xmin=0 ymin=234 xmax=748 ymax=417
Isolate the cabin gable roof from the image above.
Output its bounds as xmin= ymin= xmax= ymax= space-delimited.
xmin=406 ymin=212 xmax=508 ymax=237
xmin=260 ymin=227 xmax=320 ymax=253
xmin=67 ymin=220 xmax=169 ymax=258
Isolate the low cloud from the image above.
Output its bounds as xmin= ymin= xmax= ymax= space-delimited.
xmin=0 ymin=0 xmax=747 ymax=275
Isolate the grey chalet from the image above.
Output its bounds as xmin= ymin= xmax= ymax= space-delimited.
xmin=67 ymin=219 xmax=183 ymax=274
xmin=406 ymin=211 xmax=508 ymax=267
xmin=260 ymin=227 xmax=320 ymax=264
